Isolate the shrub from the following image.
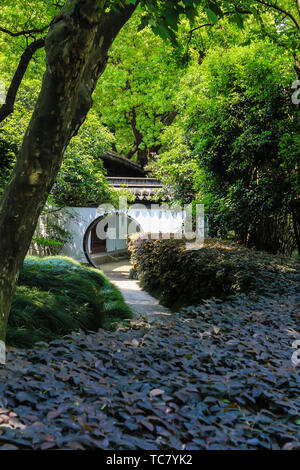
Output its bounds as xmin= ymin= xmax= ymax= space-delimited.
xmin=7 ymin=256 xmax=133 ymax=348
xmin=128 ymin=236 xmax=300 ymax=309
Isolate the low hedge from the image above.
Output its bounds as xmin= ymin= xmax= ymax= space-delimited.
xmin=128 ymin=236 xmax=299 ymax=309
xmin=7 ymin=256 xmax=133 ymax=348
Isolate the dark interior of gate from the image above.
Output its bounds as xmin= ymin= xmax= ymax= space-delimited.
xmin=84 ymin=213 xmax=142 ymax=267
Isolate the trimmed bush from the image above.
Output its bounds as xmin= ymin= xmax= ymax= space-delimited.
xmin=7 ymin=256 xmax=133 ymax=348
xmin=128 ymin=236 xmax=300 ymax=309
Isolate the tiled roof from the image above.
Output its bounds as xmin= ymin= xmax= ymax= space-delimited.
xmin=108 ymin=177 xmax=163 ymax=202
xmin=101 ymin=151 xmax=146 ymax=176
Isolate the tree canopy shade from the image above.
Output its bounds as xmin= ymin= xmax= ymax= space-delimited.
xmin=1 ymin=1 xmax=298 ymax=128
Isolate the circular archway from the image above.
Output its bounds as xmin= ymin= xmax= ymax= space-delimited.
xmin=83 ymin=212 xmax=142 ymax=267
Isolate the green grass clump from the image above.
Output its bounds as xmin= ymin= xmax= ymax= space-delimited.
xmin=7 ymin=256 xmax=133 ymax=348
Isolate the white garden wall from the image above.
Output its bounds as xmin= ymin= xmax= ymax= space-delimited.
xmin=59 ymin=206 xmax=186 ymax=263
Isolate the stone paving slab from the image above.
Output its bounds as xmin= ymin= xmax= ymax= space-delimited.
xmin=99 ymin=260 xmax=171 ymax=319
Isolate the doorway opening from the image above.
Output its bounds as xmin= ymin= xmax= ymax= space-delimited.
xmin=83 ymin=212 xmax=142 ymax=267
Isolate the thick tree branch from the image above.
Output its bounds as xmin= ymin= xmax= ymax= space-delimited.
xmin=186 ymin=23 xmax=213 ymax=58
xmin=185 ymin=9 xmax=252 ymax=59
xmin=254 ymin=0 xmax=300 ymax=29
xmin=0 ymin=24 xmax=50 ymax=38
xmin=0 ymin=37 xmax=45 ymax=123
xmin=293 ymin=53 xmax=300 ymax=78
xmin=127 ymin=143 xmax=139 ymax=160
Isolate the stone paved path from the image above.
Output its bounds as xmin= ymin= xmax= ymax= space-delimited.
xmin=100 ymin=260 xmax=171 ymax=320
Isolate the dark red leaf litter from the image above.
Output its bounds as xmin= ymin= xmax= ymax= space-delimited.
xmin=0 ymin=261 xmax=299 ymax=450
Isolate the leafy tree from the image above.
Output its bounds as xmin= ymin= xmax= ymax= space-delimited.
xmin=0 ymin=81 xmax=116 ymax=205
xmin=93 ymin=8 xmax=181 ymax=167
xmin=151 ymin=41 xmax=299 ymax=253
xmin=148 ymin=125 xmax=199 ymax=204
xmin=51 ymin=110 xmax=116 ymax=206
xmin=184 ymin=0 xmax=300 ymax=77
xmin=95 ymin=0 xmax=300 ymax=170
xmin=0 ymin=0 xmax=59 ymax=122
xmin=0 ymin=77 xmax=41 ymax=195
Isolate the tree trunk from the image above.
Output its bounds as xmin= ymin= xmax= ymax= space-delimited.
xmin=0 ymin=0 xmax=137 ymax=363
xmin=129 ymin=107 xmax=148 ymax=167
xmin=292 ymin=204 xmax=300 ymax=254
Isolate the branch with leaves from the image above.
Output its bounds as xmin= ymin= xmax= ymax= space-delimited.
xmin=0 ymin=37 xmax=45 ymax=123
xmin=254 ymin=0 xmax=300 ymax=29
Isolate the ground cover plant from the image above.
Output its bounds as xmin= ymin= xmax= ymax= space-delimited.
xmin=0 ymin=243 xmax=298 ymax=450
xmin=6 ymin=257 xmax=133 ymax=348
xmin=0 ymin=279 xmax=299 ymax=450
xmin=129 ymin=237 xmax=300 ymax=310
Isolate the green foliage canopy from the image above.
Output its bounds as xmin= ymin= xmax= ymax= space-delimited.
xmin=150 ymin=39 xmax=299 ymax=253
